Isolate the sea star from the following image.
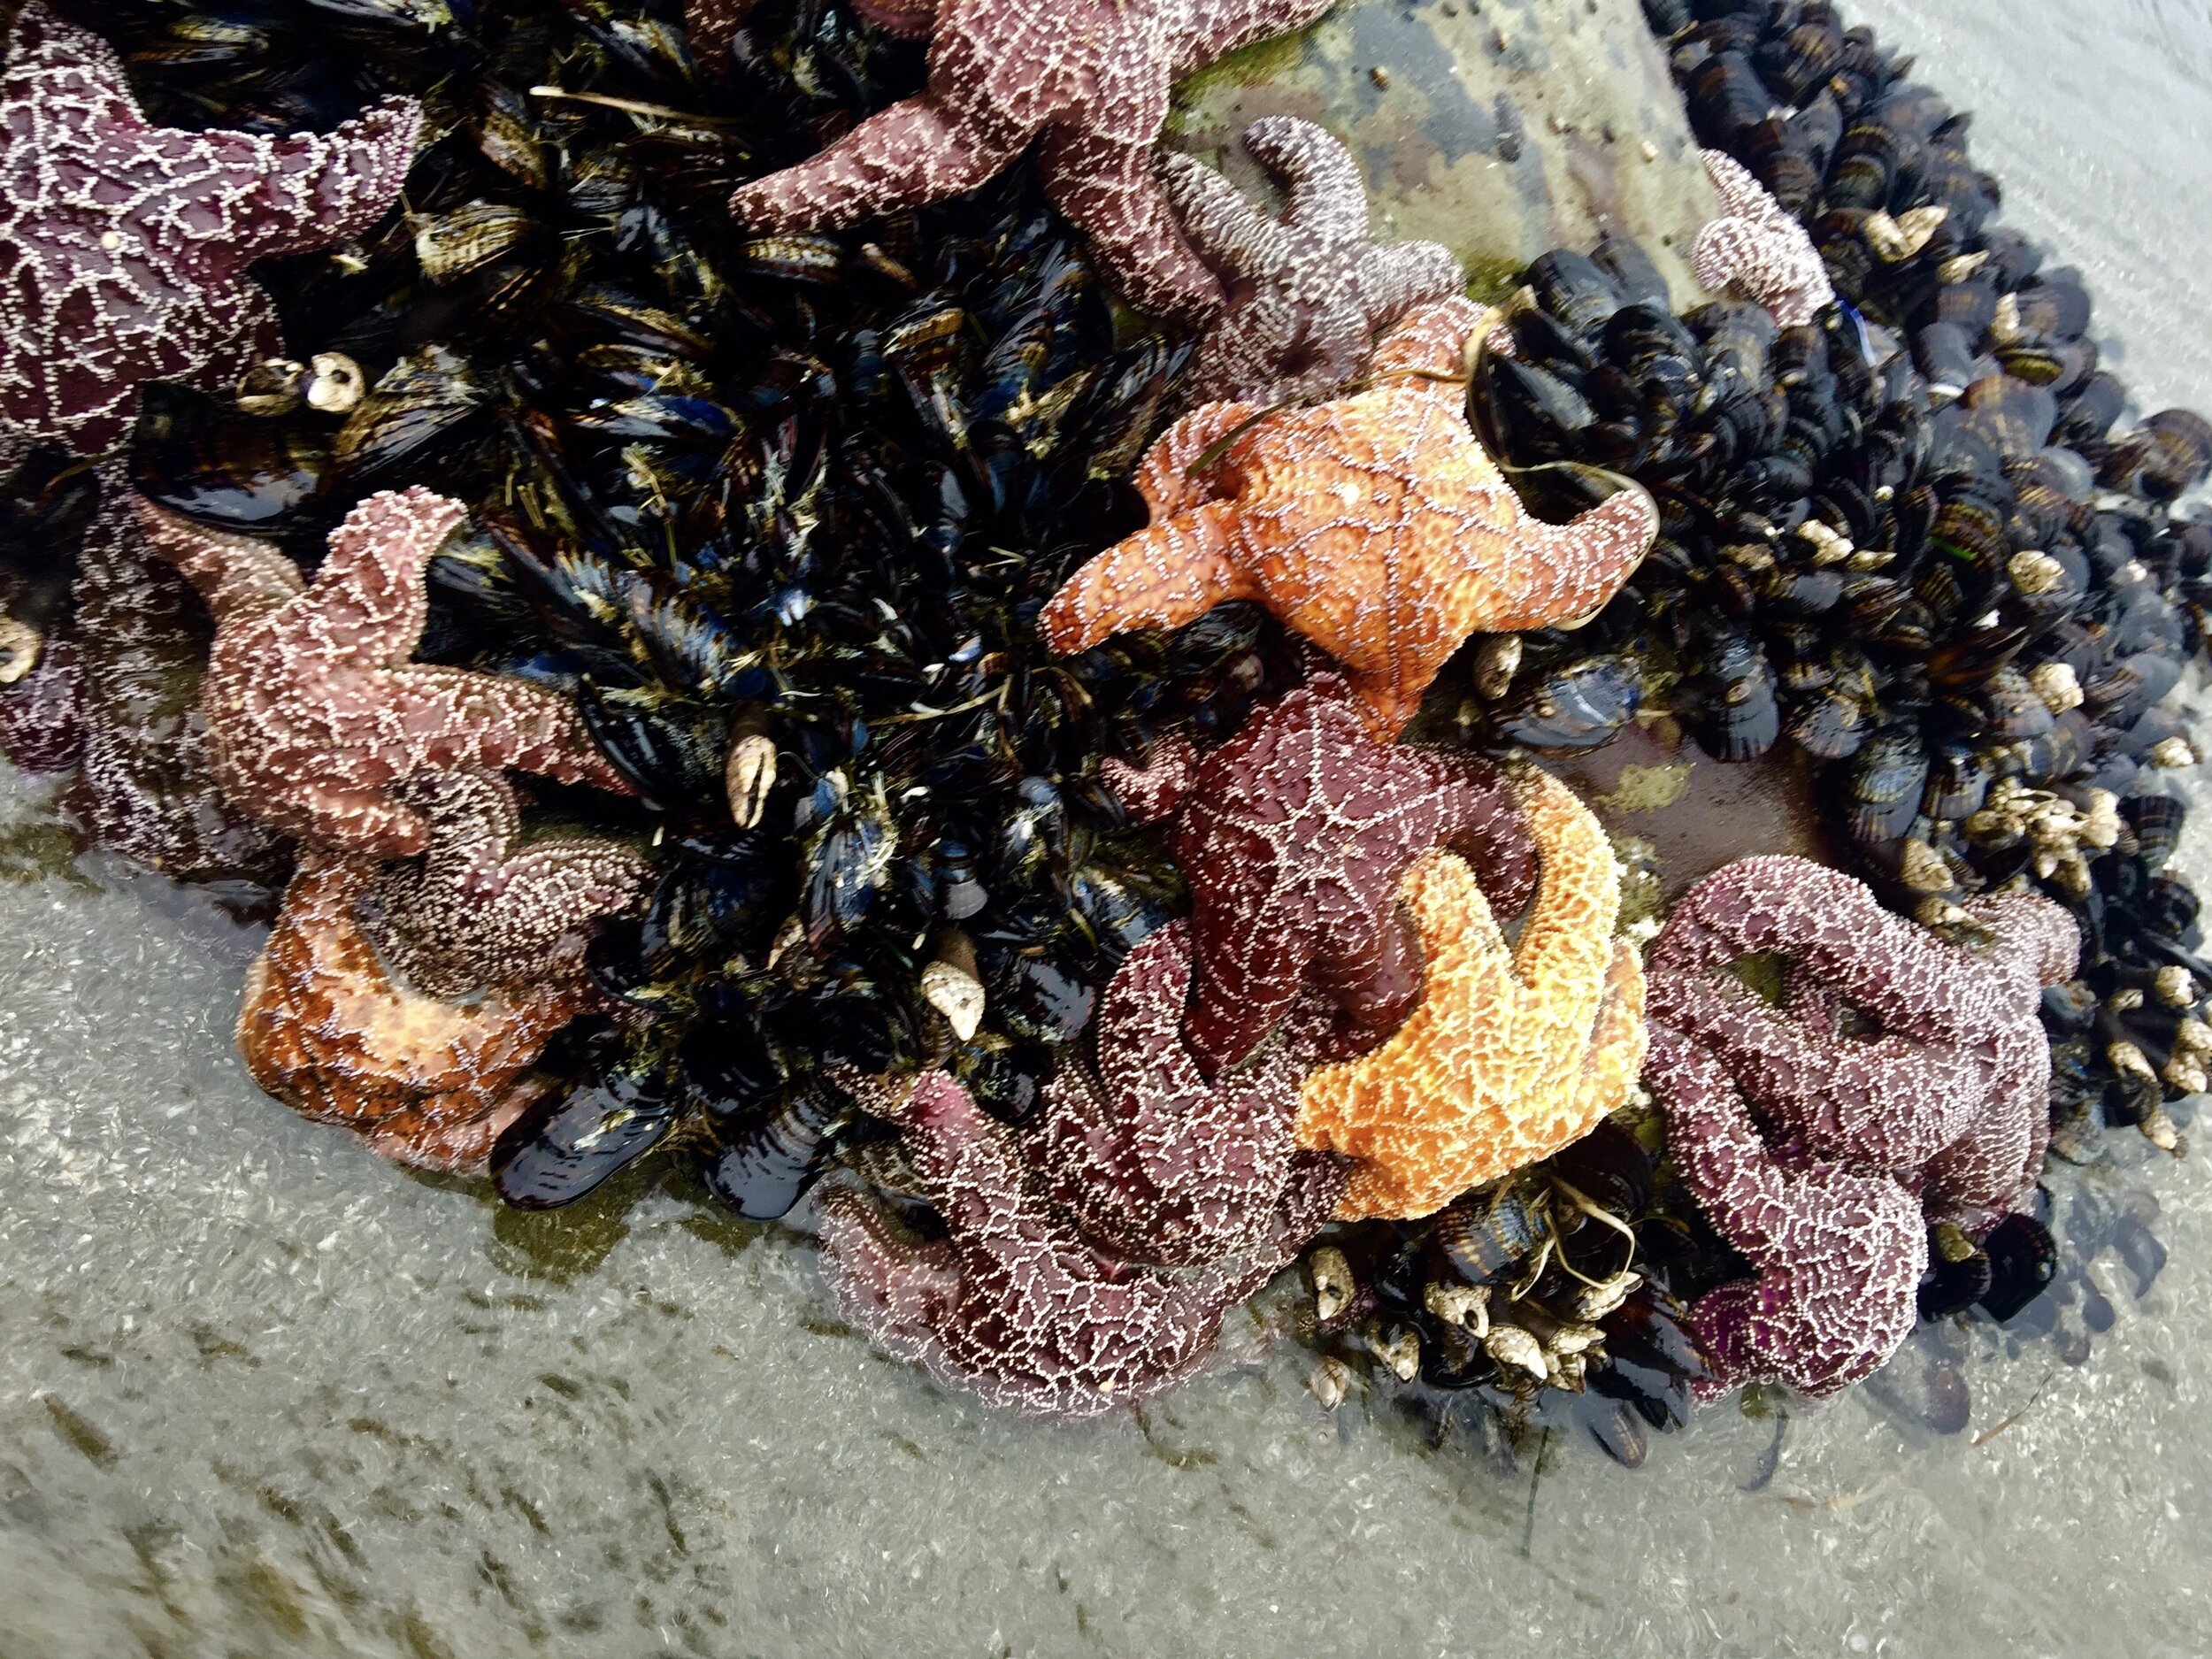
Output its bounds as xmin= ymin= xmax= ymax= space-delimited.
xmin=1159 ymin=116 xmax=1464 ymax=405
xmin=137 ymin=488 xmax=633 ymax=857
xmin=0 ymin=634 xmax=81 ymax=774
xmin=1690 ymin=150 xmax=1836 ymax=330
xmin=1294 ymin=769 xmax=1647 ymax=1220
xmin=728 ymin=0 xmax=1336 ymax=321
xmin=357 ymin=770 xmax=652 ymax=1000
xmin=1041 ymin=297 xmax=1659 ymax=736
xmin=1102 ymin=672 xmax=1537 ymax=1077
xmin=815 ymin=1067 xmax=1344 ymax=1417
xmin=0 ymin=3 xmax=420 ymax=457
xmin=239 ymin=853 xmax=591 ymax=1174
xmin=1645 ymin=856 xmax=2078 ymax=1234
xmin=1645 ymin=1022 xmax=1927 ymax=1401
xmin=1027 ymin=919 xmax=1345 ymax=1267
xmin=66 ymin=483 xmax=289 ymax=882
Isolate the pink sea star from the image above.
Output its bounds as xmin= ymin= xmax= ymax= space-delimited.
xmin=1646 ymin=855 xmax=2078 ymax=1234
xmin=1160 ymin=116 xmax=1464 ymax=404
xmin=136 ymin=488 xmax=633 ymax=857
xmin=1690 ymin=150 xmax=1835 ymax=329
xmin=1104 ymin=673 xmax=1536 ymax=1077
xmin=0 ymin=2 xmax=419 ymax=458
xmin=728 ymin=0 xmax=1336 ymax=321
xmin=1027 ymin=920 xmax=1343 ymax=1267
xmin=1645 ymin=1022 xmax=1928 ymax=1401
xmin=815 ymin=1067 xmax=1344 ymax=1417
xmin=357 ymin=770 xmax=652 ymax=1000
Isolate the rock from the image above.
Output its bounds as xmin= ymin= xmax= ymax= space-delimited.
xmin=1168 ymin=0 xmax=1719 ymax=306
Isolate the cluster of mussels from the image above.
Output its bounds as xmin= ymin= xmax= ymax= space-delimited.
xmin=0 ymin=0 xmax=2200 ymax=1467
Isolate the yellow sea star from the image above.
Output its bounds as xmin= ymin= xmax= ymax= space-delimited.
xmin=1294 ymin=768 xmax=1647 ymax=1219
xmin=1040 ymin=296 xmax=1657 ymax=737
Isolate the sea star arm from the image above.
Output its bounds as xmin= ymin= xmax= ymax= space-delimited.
xmin=300 ymin=487 xmax=463 ymax=665
xmin=1038 ymin=127 xmax=1223 ymax=321
xmin=1356 ymin=238 xmax=1469 ymax=322
xmin=1571 ymin=941 xmax=1649 ymax=1126
xmin=1244 ymin=115 xmax=1369 ymax=246
xmin=188 ymin=97 xmax=423 ymax=263
xmin=1038 ymin=499 xmax=1256 ymax=652
xmin=1397 ymin=747 xmax=1538 ymax=918
xmin=1366 ymin=296 xmax=1486 ymax=382
xmin=1133 ymin=398 xmax=1266 ymax=517
xmin=730 ymin=96 xmax=1026 ymax=231
xmin=813 ymin=1184 xmax=964 ymax=1356
xmin=1100 ymin=733 xmax=1196 ymax=824
xmin=1477 ymin=482 xmax=1657 ymax=632
xmin=1645 ymin=1024 xmax=1795 ymax=1261
xmin=377 ymin=666 xmax=634 ymax=794
xmin=1157 ymin=151 xmax=1297 ymax=276
xmin=135 ymin=497 xmax=305 ymax=626
xmin=1172 ymin=0 xmax=1335 ymax=73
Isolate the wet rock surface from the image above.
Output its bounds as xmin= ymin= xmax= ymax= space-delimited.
xmin=1167 ymin=0 xmax=1722 ymax=303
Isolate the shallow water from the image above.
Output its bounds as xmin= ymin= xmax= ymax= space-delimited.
xmin=7 ymin=5 xmax=2212 ymax=1657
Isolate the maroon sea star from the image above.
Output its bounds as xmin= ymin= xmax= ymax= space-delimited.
xmin=357 ymin=770 xmax=652 ymax=1000
xmin=1646 ymin=1022 xmax=1928 ymax=1401
xmin=1646 ymin=855 xmax=2078 ymax=1234
xmin=815 ymin=1068 xmax=1344 ymax=1417
xmin=0 ymin=634 xmax=81 ymax=774
xmin=728 ymin=0 xmax=1335 ymax=321
xmin=1028 ymin=920 xmax=1344 ymax=1266
xmin=1160 ymin=116 xmax=1464 ymax=404
xmin=0 ymin=3 xmax=420 ymax=457
xmin=1690 ymin=150 xmax=1835 ymax=329
xmin=1104 ymin=673 xmax=1536 ymax=1077
xmin=65 ymin=482 xmax=288 ymax=882
xmin=137 ymin=488 xmax=633 ymax=857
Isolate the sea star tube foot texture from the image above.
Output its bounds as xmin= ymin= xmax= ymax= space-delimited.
xmin=1690 ymin=150 xmax=1836 ymax=329
xmin=1645 ymin=1024 xmax=1927 ymax=1402
xmin=137 ymin=488 xmax=634 ymax=858
xmin=727 ymin=0 xmax=1335 ymax=323
xmin=816 ymin=1069 xmax=1345 ymax=1418
xmin=1040 ymin=297 xmax=1659 ymax=737
xmin=1102 ymin=674 xmax=1538 ymax=1077
xmin=357 ymin=771 xmax=653 ymax=1000
xmin=1294 ymin=768 xmax=1646 ymax=1220
xmin=1028 ymin=920 xmax=1339 ymax=1267
xmin=240 ymin=855 xmax=591 ymax=1175
xmin=0 ymin=2 xmax=420 ymax=457
xmin=1161 ymin=116 xmax=1464 ymax=405
xmin=1645 ymin=855 xmax=2078 ymax=1235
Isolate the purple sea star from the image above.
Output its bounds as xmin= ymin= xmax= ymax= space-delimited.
xmin=0 ymin=2 xmax=420 ymax=457
xmin=1103 ymin=673 xmax=1536 ymax=1077
xmin=1690 ymin=150 xmax=1836 ymax=329
xmin=815 ymin=1067 xmax=1344 ymax=1417
xmin=728 ymin=0 xmax=1336 ymax=321
xmin=65 ymin=482 xmax=288 ymax=882
xmin=1028 ymin=919 xmax=1344 ymax=1267
xmin=0 ymin=634 xmax=81 ymax=774
xmin=1160 ymin=116 xmax=1464 ymax=404
xmin=137 ymin=488 xmax=634 ymax=858
xmin=1646 ymin=855 xmax=2078 ymax=1234
xmin=357 ymin=770 xmax=652 ymax=1000
xmin=1645 ymin=1021 xmax=1927 ymax=1402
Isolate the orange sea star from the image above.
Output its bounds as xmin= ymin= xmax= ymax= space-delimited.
xmin=1294 ymin=768 xmax=1647 ymax=1219
xmin=1040 ymin=297 xmax=1658 ymax=736
xmin=239 ymin=854 xmax=590 ymax=1174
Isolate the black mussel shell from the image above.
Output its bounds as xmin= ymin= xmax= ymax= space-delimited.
xmin=702 ymin=1087 xmax=844 ymax=1219
xmin=1976 ymin=1213 xmax=2058 ymax=1323
xmin=1845 ymin=727 xmax=1930 ymax=847
xmin=1578 ymin=1394 xmax=1651 ymax=1468
xmin=493 ymin=1069 xmax=683 ymax=1210
xmin=1916 ymin=1237 xmax=1993 ymax=1320
xmin=1434 ymin=1185 xmax=1547 ymax=1286
xmin=129 ymin=384 xmax=331 ymax=532
xmin=1494 ymin=653 xmax=1645 ymax=750
xmin=2114 ymin=1210 xmax=2168 ymax=1300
